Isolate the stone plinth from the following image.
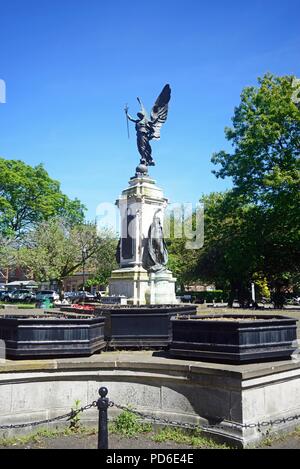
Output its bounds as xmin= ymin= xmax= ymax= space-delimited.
xmin=109 ymin=175 xmax=177 ymax=305
xmin=118 ymin=175 xmax=167 ymax=269
xmin=109 ymin=266 xmax=150 ymax=305
xmin=149 ymin=270 xmax=177 ymax=305
xmin=1 ymin=353 xmax=300 ymax=447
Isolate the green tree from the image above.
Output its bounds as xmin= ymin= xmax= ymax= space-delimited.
xmin=207 ymin=74 xmax=300 ymax=304
xmin=166 ymin=75 xmax=300 ymax=305
xmin=18 ymin=219 xmax=117 ymax=296
xmin=0 ymin=158 xmax=86 ymax=237
xmin=87 ymin=234 xmax=118 ymax=288
xmin=212 ymin=74 xmax=300 ymax=203
xmin=0 ymin=236 xmax=17 ymax=281
xmin=165 ymin=211 xmax=199 ymax=292
xmin=192 ymin=192 xmax=263 ymax=306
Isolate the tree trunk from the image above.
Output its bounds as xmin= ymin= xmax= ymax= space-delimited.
xmin=237 ymin=282 xmax=251 ymax=308
xmin=273 ymin=283 xmax=285 ymax=309
xmin=57 ymin=279 xmax=65 ymax=301
xmin=228 ymin=282 xmax=236 ymax=308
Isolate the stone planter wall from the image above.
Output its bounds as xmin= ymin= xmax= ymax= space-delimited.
xmin=1 ymin=353 xmax=300 ymax=447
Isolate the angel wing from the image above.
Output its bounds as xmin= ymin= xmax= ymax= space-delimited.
xmin=149 ymin=84 xmax=171 ymax=140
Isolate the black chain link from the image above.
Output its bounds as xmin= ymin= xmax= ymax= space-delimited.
xmin=1 ymin=398 xmax=299 ymax=433
xmin=113 ymin=403 xmax=300 ymax=432
xmin=0 ymin=401 xmax=98 ymax=430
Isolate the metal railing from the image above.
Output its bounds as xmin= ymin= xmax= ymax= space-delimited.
xmin=0 ymin=387 xmax=114 ymax=449
xmin=1 ymin=387 xmax=300 ymax=448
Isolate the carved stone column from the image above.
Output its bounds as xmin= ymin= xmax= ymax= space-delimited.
xmin=109 ymin=175 xmax=177 ymax=305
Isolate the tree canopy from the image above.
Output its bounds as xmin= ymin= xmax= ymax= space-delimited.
xmin=18 ymin=219 xmax=118 ymax=294
xmin=0 ymin=158 xmax=86 ymax=237
xmin=182 ymin=74 xmax=300 ymax=303
xmin=212 ymin=73 xmax=300 ymax=205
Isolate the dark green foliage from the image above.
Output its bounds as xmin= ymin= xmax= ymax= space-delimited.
xmin=211 ymin=74 xmax=300 ymax=297
xmin=187 ymin=290 xmax=228 ymax=303
xmin=0 ymin=158 xmax=86 ymax=237
xmin=184 ymin=74 xmax=300 ymax=303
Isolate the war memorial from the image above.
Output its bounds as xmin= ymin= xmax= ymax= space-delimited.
xmin=0 ymin=85 xmax=299 ymax=448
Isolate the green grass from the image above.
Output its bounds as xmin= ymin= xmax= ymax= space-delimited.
xmin=1 ymin=418 xmax=299 ymax=449
xmin=259 ymin=426 xmax=300 ymax=448
xmin=151 ymin=426 xmax=230 ymax=449
xmin=109 ymin=409 xmax=152 ymax=438
xmin=0 ymin=302 xmax=36 ymax=309
xmin=109 ymin=410 xmax=229 ymax=447
xmin=293 ymin=427 xmax=300 ymax=437
xmin=0 ymin=424 xmax=229 ymax=449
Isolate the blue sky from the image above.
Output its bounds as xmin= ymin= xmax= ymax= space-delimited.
xmin=0 ymin=0 xmax=299 ymax=220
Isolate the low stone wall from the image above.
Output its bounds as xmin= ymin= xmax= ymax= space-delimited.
xmin=0 ymin=352 xmax=300 ymax=447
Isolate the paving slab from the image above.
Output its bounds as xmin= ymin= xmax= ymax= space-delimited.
xmin=1 ymin=350 xmax=300 ymax=380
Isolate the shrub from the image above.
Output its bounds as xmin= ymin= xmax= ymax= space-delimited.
xmin=186 ymin=290 xmax=228 ymax=303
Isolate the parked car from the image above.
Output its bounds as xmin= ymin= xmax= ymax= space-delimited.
xmin=0 ymin=290 xmax=13 ymax=302
xmin=35 ymin=290 xmax=59 ymax=302
xmin=64 ymin=291 xmax=95 ymax=303
xmin=178 ymin=295 xmax=192 ymax=303
xmin=10 ymin=289 xmax=36 ymax=303
xmin=76 ymin=291 xmax=95 ymax=301
xmin=98 ymin=291 xmax=108 ymax=296
xmin=286 ymin=297 xmax=300 ymax=306
xmin=64 ymin=291 xmax=79 ymax=301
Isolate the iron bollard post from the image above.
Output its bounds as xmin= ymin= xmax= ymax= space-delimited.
xmin=97 ymin=387 xmax=109 ymax=449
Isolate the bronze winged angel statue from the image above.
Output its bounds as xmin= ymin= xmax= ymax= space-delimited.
xmin=125 ymin=84 xmax=171 ymax=168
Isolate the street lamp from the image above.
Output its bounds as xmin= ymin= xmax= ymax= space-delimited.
xmin=82 ymin=247 xmax=88 ymax=303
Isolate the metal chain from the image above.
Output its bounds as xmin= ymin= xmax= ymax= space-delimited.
xmin=1 ymin=398 xmax=299 ymax=432
xmin=0 ymin=401 xmax=98 ymax=430
xmin=113 ymin=403 xmax=300 ymax=432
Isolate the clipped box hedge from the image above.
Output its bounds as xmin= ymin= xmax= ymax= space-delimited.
xmin=187 ymin=290 xmax=228 ymax=303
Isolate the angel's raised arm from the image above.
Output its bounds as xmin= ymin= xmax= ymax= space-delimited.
xmin=127 ymin=114 xmax=139 ymax=123
xmin=125 ymin=109 xmax=139 ymax=123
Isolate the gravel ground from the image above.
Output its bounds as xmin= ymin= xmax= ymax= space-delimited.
xmin=262 ymin=437 xmax=300 ymax=449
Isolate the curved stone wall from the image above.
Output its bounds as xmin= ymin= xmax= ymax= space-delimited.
xmin=1 ymin=352 xmax=300 ymax=447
